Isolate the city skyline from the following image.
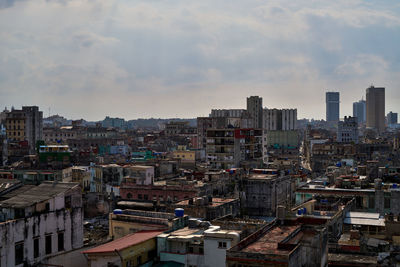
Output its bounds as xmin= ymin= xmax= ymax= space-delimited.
xmin=1 ymin=0 xmax=400 ymax=120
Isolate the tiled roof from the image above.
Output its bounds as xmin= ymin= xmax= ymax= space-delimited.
xmin=82 ymin=230 xmax=164 ymax=254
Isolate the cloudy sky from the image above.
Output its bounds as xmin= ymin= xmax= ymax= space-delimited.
xmin=0 ymin=0 xmax=399 ymax=121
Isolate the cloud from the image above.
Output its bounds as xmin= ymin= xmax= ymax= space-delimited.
xmin=0 ymin=0 xmax=400 ymax=120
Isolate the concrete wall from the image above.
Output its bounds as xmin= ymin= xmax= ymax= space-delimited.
xmin=204 ymin=237 xmax=232 ymax=267
xmin=0 ymin=207 xmax=83 ymax=266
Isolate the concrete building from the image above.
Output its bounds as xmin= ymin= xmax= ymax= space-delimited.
xmin=206 ymin=128 xmax=263 ymax=169
xmin=366 ymin=86 xmax=385 ymax=133
xmin=109 ymin=209 xmax=188 ymax=239
xmin=387 ymin=111 xmax=398 ymax=125
xmin=0 ymin=182 xmax=83 ymax=266
xmin=124 ymin=165 xmax=154 ymax=185
xmin=172 ymin=197 xmax=240 ymax=221
xmin=5 ymin=106 xmax=43 ymax=153
xmin=226 ymin=219 xmax=328 ymax=267
xmin=263 ymin=108 xmax=297 ymax=131
xmin=337 ymin=116 xmax=359 ymax=143
xmin=353 ymin=99 xmax=366 ymax=124
xmin=164 ymin=121 xmax=196 ymax=136
xmin=326 ymin=92 xmax=340 ymax=122
xmin=101 ymin=116 xmax=127 ymax=129
xmin=197 ymin=117 xmax=213 ymax=150
xmin=210 ymin=109 xmax=245 ymax=118
xmin=264 ymin=130 xmax=299 ymax=150
xmin=157 ymin=224 xmax=240 ymax=267
xmin=241 ymin=171 xmax=293 ymax=216
xmin=83 ymin=230 xmax=163 ymax=267
xmin=247 ymin=96 xmax=263 ymax=129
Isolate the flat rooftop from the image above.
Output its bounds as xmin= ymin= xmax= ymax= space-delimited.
xmin=175 ymin=198 xmax=237 ymax=207
xmin=241 ymin=225 xmax=301 ymax=255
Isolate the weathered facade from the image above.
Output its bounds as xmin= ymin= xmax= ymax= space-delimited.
xmin=0 ymin=182 xmax=83 ymax=266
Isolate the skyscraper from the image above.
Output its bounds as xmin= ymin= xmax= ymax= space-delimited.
xmin=387 ymin=111 xmax=398 ymax=125
xmin=366 ymin=86 xmax=385 ymax=133
xmin=353 ymin=99 xmax=366 ymax=124
xmin=247 ymin=96 xmax=263 ymax=128
xmin=326 ymin=92 xmax=340 ymax=122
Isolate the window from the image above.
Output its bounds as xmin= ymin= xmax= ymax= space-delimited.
xmin=34 ymin=237 xmax=39 ymax=258
xmin=189 ymin=247 xmax=194 ymax=253
xmin=138 ymin=194 xmax=142 ymax=200
xmin=137 ymin=256 xmax=142 ymax=265
xmin=58 ymin=232 xmax=64 ymax=251
xmin=384 ymin=197 xmax=391 ymax=209
xmin=144 ymin=194 xmax=148 ymax=200
xmin=218 ymin=241 xmax=227 ymax=249
xmin=368 ymin=196 xmax=375 ymax=209
xmin=65 ymin=196 xmax=71 ymax=209
xmin=199 ymin=247 xmax=203 ymax=254
xmin=15 ymin=242 xmax=24 ymax=265
xmin=46 ymin=234 xmax=52 ymax=255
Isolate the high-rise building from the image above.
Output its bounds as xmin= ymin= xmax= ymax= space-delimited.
xmin=263 ymin=108 xmax=297 ymax=131
xmin=387 ymin=111 xmax=398 ymax=125
xmin=366 ymin=86 xmax=385 ymax=133
xmin=337 ymin=116 xmax=358 ymax=143
xmin=247 ymin=96 xmax=263 ymax=129
xmin=326 ymin=92 xmax=340 ymax=122
xmin=353 ymin=99 xmax=366 ymax=124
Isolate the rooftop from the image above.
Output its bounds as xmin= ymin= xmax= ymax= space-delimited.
xmin=240 ymin=225 xmax=301 ymax=255
xmin=83 ymin=230 xmax=164 ymax=254
xmin=175 ymin=198 xmax=237 ymax=207
xmin=0 ymin=182 xmax=79 ymax=209
xmin=344 ymin=212 xmax=385 ymax=227
xmin=0 ymin=179 xmax=22 ymax=195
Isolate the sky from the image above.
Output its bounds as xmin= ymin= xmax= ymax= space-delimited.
xmin=0 ymin=0 xmax=400 ymax=121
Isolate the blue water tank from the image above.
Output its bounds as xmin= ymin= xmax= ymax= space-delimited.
xmin=298 ymin=209 xmax=302 ymax=215
xmin=175 ymin=208 xmax=184 ymax=217
xmin=113 ymin=209 xmax=123 ymax=215
xmin=303 ymin=207 xmax=307 ymax=214
xmin=393 ymin=184 xmax=398 ymax=189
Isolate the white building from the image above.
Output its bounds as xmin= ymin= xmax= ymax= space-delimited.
xmin=125 ymin=165 xmax=155 ymax=185
xmin=0 ymin=182 xmax=83 ymax=266
xmin=158 ymin=224 xmax=240 ymax=267
xmin=263 ymin=108 xmax=297 ymax=131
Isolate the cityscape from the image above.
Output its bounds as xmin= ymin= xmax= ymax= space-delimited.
xmin=0 ymin=87 xmax=399 ymax=266
xmin=2 ymin=1 xmax=400 ymax=267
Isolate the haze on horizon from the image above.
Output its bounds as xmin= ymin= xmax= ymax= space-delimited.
xmin=0 ymin=0 xmax=400 ymax=121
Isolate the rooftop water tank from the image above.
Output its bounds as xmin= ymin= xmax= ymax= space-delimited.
xmin=175 ymin=208 xmax=184 ymax=217
xmin=298 ymin=209 xmax=303 ymax=215
xmin=113 ymin=209 xmax=123 ymax=215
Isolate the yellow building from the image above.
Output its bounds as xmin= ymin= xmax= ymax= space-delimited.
xmin=83 ymin=230 xmax=164 ymax=267
xmin=172 ymin=150 xmax=195 ymax=161
xmin=5 ymin=112 xmax=26 ymax=142
xmin=72 ymin=167 xmax=91 ymax=192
